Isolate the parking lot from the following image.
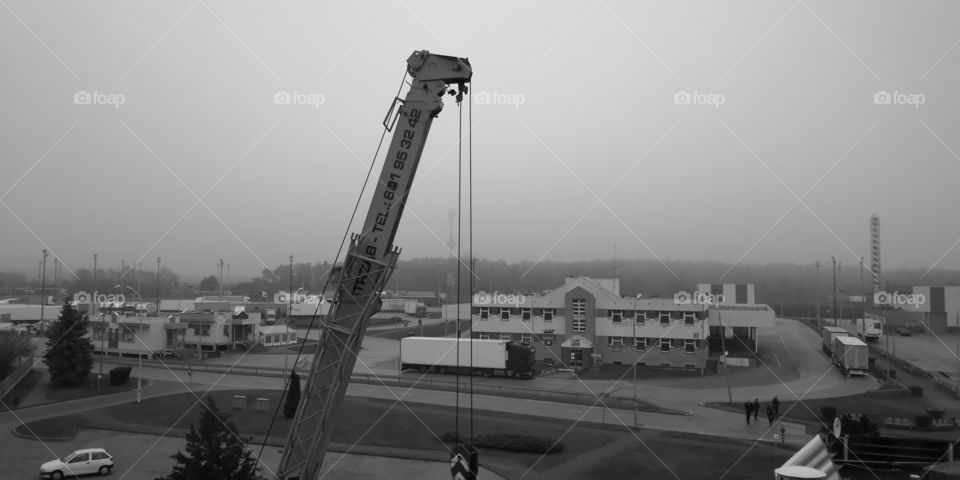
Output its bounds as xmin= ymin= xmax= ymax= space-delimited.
xmin=874 ymin=329 xmax=960 ymax=375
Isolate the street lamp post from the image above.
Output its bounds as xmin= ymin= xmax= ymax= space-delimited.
xmin=40 ymin=249 xmax=48 ymax=322
xmin=716 ymin=300 xmax=733 ymax=404
xmin=289 ymin=256 xmax=294 ymax=322
xmin=831 ymin=257 xmax=838 ymax=325
xmin=123 ymin=286 xmax=144 ymax=403
xmin=815 ymin=261 xmax=821 ymax=332
xmin=632 ymin=294 xmax=641 ymax=426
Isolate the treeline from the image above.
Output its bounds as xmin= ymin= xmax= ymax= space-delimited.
xmin=4 ymin=257 xmax=960 ymax=307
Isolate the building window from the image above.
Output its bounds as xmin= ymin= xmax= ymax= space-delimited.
xmin=610 ymin=310 xmax=622 ymax=325
xmin=572 ymin=299 xmax=587 ymax=332
xmin=635 ymin=312 xmax=645 ymax=326
xmin=659 ymin=312 xmax=670 ymax=326
xmin=122 ymin=329 xmax=134 ymax=343
xmin=685 ymin=340 xmax=696 ymax=354
xmin=660 ymin=338 xmax=670 ymax=353
xmin=521 ymin=308 xmax=531 ymax=321
xmin=520 ymin=334 xmax=532 ymax=344
xmin=543 ymin=334 xmax=555 ymax=346
xmin=479 ymin=333 xmax=490 ymax=340
xmin=93 ymin=328 xmax=104 ymax=341
xmin=543 ymin=309 xmax=554 ymax=322
xmin=635 ymin=337 xmax=646 ymax=351
xmin=479 ymin=308 xmax=489 ymax=320
xmin=608 ymin=337 xmax=623 ymax=350
xmin=684 ymin=312 xmax=695 ymax=326
xmin=501 ymin=308 xmax=510 ymax=320
xmin=500 ymin=333 xmax=511 ymax=341
xmin=223 ymin=325 xmax=229 ymax=337
xmin=195 ymin=325 xmax=210 ymax=337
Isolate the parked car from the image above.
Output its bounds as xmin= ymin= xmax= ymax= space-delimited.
xmin=40 ymin=448 xmax=114 ymax=479
xmin=895 ymin=327 xmax=912 ymax=336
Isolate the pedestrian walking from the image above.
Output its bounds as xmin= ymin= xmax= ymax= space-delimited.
xmin=772 ymin=396 xmax=780 ymax=418
xmin=753 ymin=398 xmax=760 ymax=421
xmin=766 ymin=404 xmax=775 ymax=425
xmin=744 ymin=402 xmax=752 ymax=424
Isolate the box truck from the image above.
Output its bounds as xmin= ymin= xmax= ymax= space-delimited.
xmin=821 ymin=326 xmax=849 ymax=355
xmin=833 ymin=335 xmax=868 ymax=376
xmin=400 ymin=337 xmax=536 ymax=379
xmin=855 ymin=317 xmax=883 ymax=343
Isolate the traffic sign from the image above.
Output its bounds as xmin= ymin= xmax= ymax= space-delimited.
xmin=450 ymin=443 xmax=478 ymax=480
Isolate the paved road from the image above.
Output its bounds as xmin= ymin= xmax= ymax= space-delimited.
xmin=1 ymin=426 xmax=504 ymax=480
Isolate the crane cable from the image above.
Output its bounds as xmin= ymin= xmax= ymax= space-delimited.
xmin=468 ymin=78 xmax=474 ymax=444
xmin=454 ymin=80 xmax=475 ymax=447
xmin=255 ymin=67 xmax=410 ymax=472
xmin=454 ymin=85 xmax=462 ymax=444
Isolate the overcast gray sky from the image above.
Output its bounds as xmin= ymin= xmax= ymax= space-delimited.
xmin=1 ymin=0 xmax=958 ymax=281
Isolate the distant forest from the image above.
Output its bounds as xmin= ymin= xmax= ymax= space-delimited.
xmin=5 ymin=258 xmax=960 ymax=314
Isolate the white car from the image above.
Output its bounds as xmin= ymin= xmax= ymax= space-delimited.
xmin=40 ymin=448 xmax=114 ymax=479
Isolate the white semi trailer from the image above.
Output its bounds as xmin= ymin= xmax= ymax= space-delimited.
xmin=833 ymin=335 xmax=869 ymax=376
xmin=400 ymin=336 xmax=536 ymax=379
xmin=821 ymin=326 xmax=849 ymax=355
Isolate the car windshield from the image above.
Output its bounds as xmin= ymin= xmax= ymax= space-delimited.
xmin=61 ymin=452 xmax=75 ymax=462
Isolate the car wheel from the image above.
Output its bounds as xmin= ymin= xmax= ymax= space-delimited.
xmin=51 ymin=472 xmax=63 ymax=480
xmin=100 ymin=465 xmax=111 ymax=475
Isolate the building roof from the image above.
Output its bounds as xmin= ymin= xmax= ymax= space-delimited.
xmin=473 ymin=276 xmax=704 ymax=311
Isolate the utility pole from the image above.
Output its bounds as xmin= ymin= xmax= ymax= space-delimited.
xmin=832 ymin=256 xmax=838 ymax=325
xmin=815 ymin=261 xmax=821 ymax=332
xmin=93 ymin=254 xmax=98 ymax=319
xmin=219 ymin=259 xmax=224 ymax=300
xmin=838 ymin=261 xmax=843 ymax=323
xmin=40 ymin=249 xmax=48 ymax=322
xmin=53 ymin=258 xmax=59 ymax=297
xmin=138 ymin=262 xmax=142 ymax=309
xmin=156 ymin=258 xmax=161 ymax=316
xmin=859 ymin=256 xmax=865 ymax=320
xmin=120 ymin=259 xmax=126 ymax=302
xmin=289 ymin=255 xmax=294 ymax=321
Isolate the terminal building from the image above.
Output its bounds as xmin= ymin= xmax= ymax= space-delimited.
xmin=465 ymin=278 xmax=775 ymax=371
xmin=469 ymin=276 xmax=711 ymax=371
xmin=876 ymin=285 xmax=960 ymax=333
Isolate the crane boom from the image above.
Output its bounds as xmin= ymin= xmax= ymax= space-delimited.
xmin=276 ymin=50 xmax=472 ymax=480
